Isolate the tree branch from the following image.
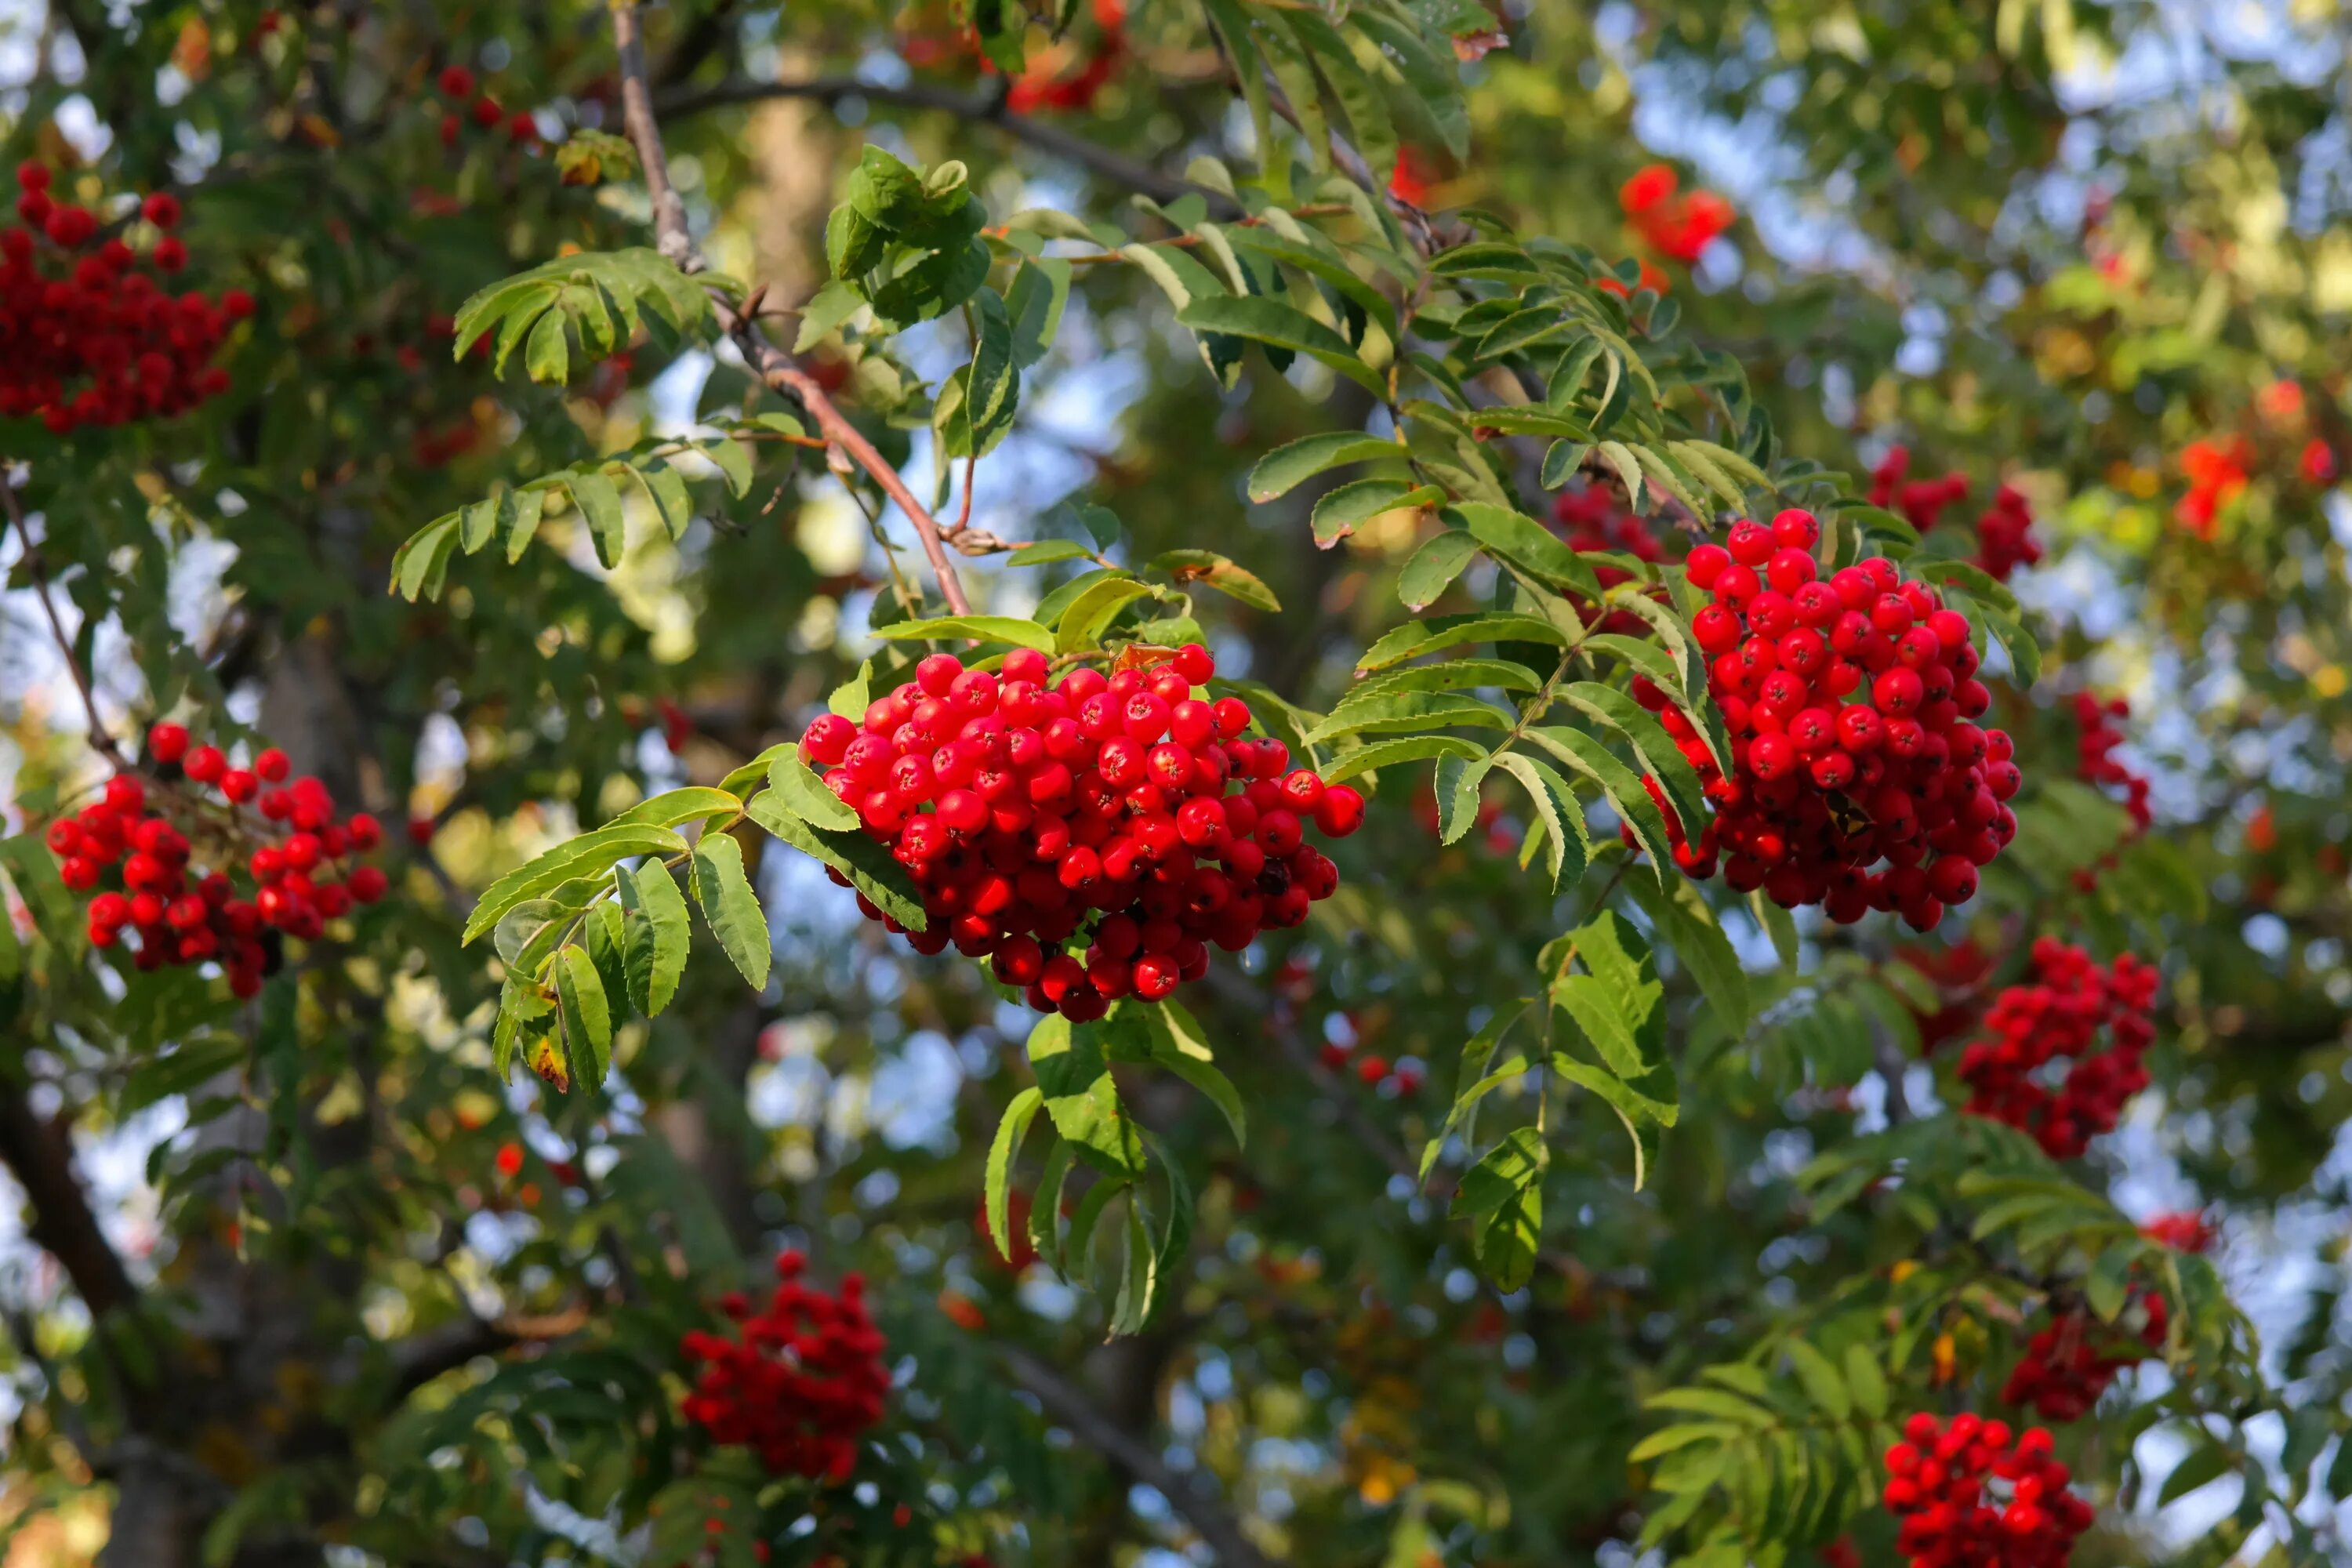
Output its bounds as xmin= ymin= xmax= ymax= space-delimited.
xmin=655 ymin=75 xmax=1240 ymax=215
xmin=2 ymin=474 xmax=128 ymax=768
xmin=0 ymin=1076 xmax=139 ymax=1319
xmin=1001 ymin=1345 xmax=1272 ymax=1568
xmin=609 ymin=5 xmax=974 ymax=615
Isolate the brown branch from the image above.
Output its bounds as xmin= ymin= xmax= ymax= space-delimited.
xmin=655 ymin=75 xmax=1240 ymax=215
xmin=1001 ymin=1345 xmax=1273 ymax=1568
xmin=1 ymin=474 xmax=128 ymax=767
xmin=610 ymin=5 xmax=973 ymax=615
xmin=0 ymin=1076 xmax=139 ymax=1319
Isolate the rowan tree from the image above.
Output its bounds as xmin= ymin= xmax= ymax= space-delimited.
xmin=0 ymin=2 xmax=2343 ymax=1566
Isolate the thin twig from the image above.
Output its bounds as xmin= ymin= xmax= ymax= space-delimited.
xmin=1 ymin=473 xmax=126 ymax=766
xmin=608 ymin=4 xmax=974 ymax=615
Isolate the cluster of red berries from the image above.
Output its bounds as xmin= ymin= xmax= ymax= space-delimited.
xmin=48 ymin=723 xmax=388 ymax=995
xmin=1617 ymin=163 xmax=1736 ymax=263
xmin=2140 ymin=1210 xmax=2215 ymax=1254
xmin=1316 ymin=1035 xmax=1424 ymax=1097
xmin=433 ymin=64 xmax=538 ymax=147
xmin=1955 ymin=938 xmax=2158 ymax=1160
xmin=678 ymin=1250 xmax=888 ymax=1483
xmin=797 ymin=644 xmax=1363 ymax=1020
xmin=1000 ymin=0 xmax=1127 ymax=112
xmin=4 ymin=165 xmax=252 ymax=433
xmin=2002 ymin=1291 xmax=2165 ymax=1423
xmin=1650 ymin=510 xmax=2018 ymax=927
xmin=1868 ymin=448 xmax=2043 ymax=583
xmin=2071 ymin=692 xmax=2149 ymax=831
xmin=1897 ymin=937 xmax=1996 ymax=1051
xmin=1552 ymin=484 xmax=1664 ymax=635
xmin=2176 ymin=437 xmax=2249 ymax=539
xmin=1882 ymin=1413 xmax=2092 ymax=1568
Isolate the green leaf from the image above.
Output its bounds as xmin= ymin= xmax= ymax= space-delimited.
xmin=1247 ymin=432 xmax=1405 ymax=502
xmin=568 ymin=468 xmax=629 ymax=568
xmin=612 ymin=787 xmax=743 ymax=830
xmin=1138 ymin=1000 xmax=1247 ymax=1149
xmin=1452 ymin=1127 xmax=1547 ymax=1292
xmin=616 ymin=862 xmax=691 ymax=1017
xmin=1149 ymin=550 xmax=1280 ymax=612
xmin=463 ymin=823 xmax=691 ymax=944
xmin=2157 ymin=1439 xmax=2236 ymax=1507
xmin=746 ymin=794 xmax=927 ymax=930
xmin=1550 ymin=911 xmax=1671 ymax=1097
xmin=1175 ymin=296 xmax=1385 ymax=393
xmin=1452 ymin=502 xmax=1604 ymax=598
xmin=985 ymin=1087 xmax=1044 ymax=1265
xmin=690 ymin=831 xmax=771 ymax=991
xmin=1304 ymin=692 xmax=1511 ymax=746
xmin=1629 ymin=1423 xmax=1744 ymax=1464
xmin=1783 ymin=1338 xmax=1850 ymax=1421
xmin=1055 ymin=577 xmax=1157 ymax=652
xmin=1312 ymin=479 xmax=1442 ymax=547
xmin=1007 ymin=539 xmax=1095 ymax=567
xmin=1844 ymin=1345 xmax=1889 ymax=1421
xmin=766 ymin=754 xmax=858 ymax=832
xmin=1419 ymin=1018 xmax=1532 ymax=1181
xmin=1628 ymin=875 xmax=1748 ymax=1033
xmin=1399 ymin=528 xmax=1481 ymax=610
xmin=1322 ymin=734 xmax=1488 ymax=785
xmin=1595 ymin=440 xmax=1645 ymax=512
xmin=1490 ymin=753 xmax=1588 ymax=890
xmin=1358 ymin=613 xmax=1569 ymax=673
xmin=872 ymin=615 xmax=1057 ymax=652
xmin=1026 ymin=1014 xmax=1145 ymax=1177
xmin=554 ymin=946 xmax=613 ymax=1089
xmin=390 ymin=516 xmax=460 ymax=602
xmin=1523 ymin=727 xmax=1675 ymax=880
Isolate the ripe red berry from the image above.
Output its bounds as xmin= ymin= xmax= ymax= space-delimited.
xmin=437 ymin=64 xmax=477 ymax=98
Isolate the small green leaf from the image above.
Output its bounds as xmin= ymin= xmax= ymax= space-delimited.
xmin=985 ymin=1087 xmax=1045 ymax=1265
xmin=554 ymin=945 xmax=613 ymax=1088
xmin=1399 ymin=529 xmax=1481 ymax=610
xmin=1247 ymin=432 xmax=1404 ymax=502
xmin=767 ymin=754 xmax=858 ymax=832
xmin=616 ymin=862 xmax=691 ymax=1017
xmin=871 ymin=615 xmax=1057 ymax=652
xmin=690 ymin=830 xmax=771 ymax=991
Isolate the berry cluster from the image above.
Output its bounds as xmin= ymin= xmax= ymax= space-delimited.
xmin=1896 ymin=937 xmax=1997 ymax=1052
xmin=797 ymin=644 xmax=1363 ymax=1020
xmin=1002 ymin=0 xmax=1128 ymax=112
xmin=48 ymin=723 xmax=388 ymax=994
xmin=2140 ymin=1210 xmax=2216 ymax=1254
xmin=2071 ymin=692 xmax=2149 ymax=830
xmin=2176 ymin=437 xmax=2249 ymax=539
xmin=679 ymin=1250 xmax=888 ymax=1483
xmin=1955 ymin=938 xmax=2158 ymax=1159
xmin=1316 ymin=1030 xmax=1424 ymax=1098
xmin=1870 ymin=446 xmax=1971 ymax=533
xmin=4 ymin=165 xmax=252 ymax=433
xmin=1617 ymin=163 xmax=1736 ymax=263
xmin=2002 ymin=1291 xmax=2165 ymax=1423
xmin=433 ymin=64 xmax=538 ymax=147
xmin=2302 ymin=437 xmax=2338 ymax=485
xmin=1657 ymin=510 xmax=2019 ymax=927
xmin=1869 ymin=448 xmax=2043 ymax=583
xmin=1882 ymin=1414 xmax=2092 ymax=1568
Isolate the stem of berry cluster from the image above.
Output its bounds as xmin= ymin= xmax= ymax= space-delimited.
xmin=605 ymin=2 xmax=974 ymax=617
xmin=0 ymin=471 xmax=129 ymax=768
